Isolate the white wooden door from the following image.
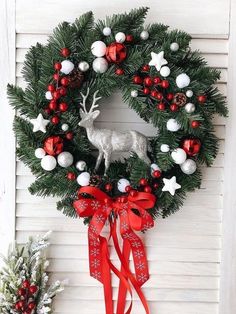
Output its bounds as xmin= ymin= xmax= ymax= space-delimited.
xmin=1 ymin=0 xmax=236 ymax=313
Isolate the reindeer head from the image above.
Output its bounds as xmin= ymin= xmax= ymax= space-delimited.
xmin=79 ymin=88 xmax=102 ymax=128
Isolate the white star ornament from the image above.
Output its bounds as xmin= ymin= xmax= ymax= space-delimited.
xmin=30 ymin=113 xmax=50 ymax=133
xmin=162 ymin=176 xmax=181 ymax=196
xmin=149 ymin=51 xmax=168 ymax=71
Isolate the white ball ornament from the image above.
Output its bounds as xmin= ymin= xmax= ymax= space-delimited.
xmin=185 ymin=102 xmax=196 ymax=114
xmin=160 ymin=66 xmax=170 ymax=77
xmin=76 ymin=160 xmax=87 ymax=171
xmin=60 ymin=60 xmax=74 ymax=75
xmin=35 ymin=148 xmax=46 ymax=159
xmin=151 ymin=163 xmax=160 ymax=172
xmin=186 ymin=90 xmax=193 ymax=98
xmin=45 ymin=91 xmax=53 ymax=100
xmin=160 ymin=144 xmax=170 ymax=153
xmin=103 ymin=27 xmax=112 ymax=36
xmin=77 ymin=172 xmax=90 ymax=186
xmin=170 ymin=42 xmax=179 ymax=51
xmin=78 ymin=61 xmax=90 ymax=72
xmin=176 ymin=73 xmax=191 ymax=89
xmin=140 ymin=30 xmax=149 ymax=40
xmin=57 ymin=152 xmax=74 ymax=168
xmin=92 ymin=57 xmax=108 ymax=73
xmin=166 ymin=119 xmax=181 ymax=132
xmin=117 ymin=178 xmax=130 ymax=193
xmin=41 ymin=155 xmax=57 ymax=171
xmin=115 ymin=32 xmax=126 ymax=43
xmin=61 ymin=123 xmax=69 ymax=131
xmin=171 ymin=148 xmax=187 ymax=164
xmin=181 ymin=159 xmax=197 ymax=175
xmin=131 ymin=90 xmax=138 ymax=98
xmin=91 ymin=41 xmax=107 ymax=57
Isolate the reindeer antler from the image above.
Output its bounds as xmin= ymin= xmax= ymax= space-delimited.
xmin=89 ymin=90 xmax=102 ymax=113
xmin=80 ymin=88 xmax=90 ymax=113
xmin=80 ymin=88 xmax=101 ymax=113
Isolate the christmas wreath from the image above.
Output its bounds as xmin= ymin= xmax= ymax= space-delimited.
xmin=8 ymin=7 xmax=227 ymax=314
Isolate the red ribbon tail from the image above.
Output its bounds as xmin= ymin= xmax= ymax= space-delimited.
xmin=116 ymin=240 xmax=131 ymax=314
xmin=100 ymin=236 xmax=113 ymax=314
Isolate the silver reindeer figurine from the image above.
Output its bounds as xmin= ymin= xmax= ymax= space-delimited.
xmin=79 ymin=88 xmax=151 ymax=173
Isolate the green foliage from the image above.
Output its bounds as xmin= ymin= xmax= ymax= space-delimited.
xmin=8 ymin=7 xmax=228 ymax=219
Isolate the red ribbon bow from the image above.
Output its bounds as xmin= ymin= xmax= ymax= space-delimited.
xmin=73 ymin=186 xmax=156 ymax=314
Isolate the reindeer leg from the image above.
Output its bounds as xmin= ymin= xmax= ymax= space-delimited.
xmin=104 ymin=151 xmax=111 ymax=175
xmin=95 ymin=150 xmax=104 ymax=172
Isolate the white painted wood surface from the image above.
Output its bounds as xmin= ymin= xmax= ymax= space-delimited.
xmin=1 ymin=0 xmax=235 ymax=313
xmin=0 ymin=0 xmax=16 ymax=261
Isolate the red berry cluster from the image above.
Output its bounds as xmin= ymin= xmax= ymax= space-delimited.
xmin=44 ymin=48 xmax=75 ymax=138
xmin=139 ymin=171 xmax=161 ymax=193
xmin=133 ymin=65 xmax=177 ymax=111
xmin=14 ymin=280 xmax=38 ymax=314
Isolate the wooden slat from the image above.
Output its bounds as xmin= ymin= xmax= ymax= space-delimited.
xmin=15 ymin=0 xmax=230 ymax=37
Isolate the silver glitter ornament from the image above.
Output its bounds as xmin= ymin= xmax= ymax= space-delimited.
xmin=57 ymin=152 xmax=74 ymax=168
xmin=185 ymin=102 xmax=196 ymax=113
xmin=78 ymin=61 xmax=90 ymax=72
xmin=131 ymin=90 xmax=138 ymax=97
xmin=180 ymin=159 xmax=197 ymax=175
xmin=79 ymin=88 xmax=151 ymax=174
xmin=76 ymin=160 xmax=86 ymax=171
xmin=170 ymin=42 xmax=179 ymax=51
xmin=140 ymin=30 xmax=149 ymax=40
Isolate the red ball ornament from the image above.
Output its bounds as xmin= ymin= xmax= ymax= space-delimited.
xmin=153 ymin=182 xmax=159 ymax=189
xmin=153 ymin=170 xmax=161 ymax=178
xmin=143 ymin=87 xmax=150 ymax=95
xmin=18 ymin=300 xmax=25 ymax=309
xmin=18 ymin=288 xmax=26 ymax=296
xmin=106 ymin=42 xmax=127 ymax=64
xmin=139 ymin=178 xmax=148 ymax=186
xmin=181 ymin=138 xmax=201 ymax=156
xmin=44 ymin=108 xmax=51 ymax=115
xmin=105 ymin=183 xmax=113 ymax=192
xmin=29 ymin=285 xmax=38 ymax=294
xmin=133 ymin=75 xmax=143 ymax=84
xmin=125 ymin=34 xmax=134 ymax=42
xmin=60 ymin=77 xmax=70 ymax=86
xmin=161 ymin=80 xmax=169 ymax=89
xmin=59 ymin=87 xmax=67 ymax=96
xmin=198 ymin=95 xmax=207 ymax=103
xmin=143 ymin=77 xmax=153 ymax=87
xmin=53 ymin=90 xmax=61 ymax=100
xmin=53 ymin=73 xmax=60 ymax=81
xmin=28 ymin=302 xmax=36 ymax=310
xmin=170 ymin=103 xmax=178 ymax=112
xmin=47 ymin=84 xmax=55 ymax=92
xmin=142 ymin=64 xmax=150 ymax=72
xmin=125 ymin=185 xmax=132 ymax=193
xmin=144 ymin=185 xmax=152 ymax=193
xmin=44 ymin=136 xmax=63 ymax=156
xmin=54 ymin=62 xmax=62 ymax=71
xmin=22 ymin=280 xmax=31 ymax=289
xmin=156 ymin=92 xmax=163 ymax=100
xmin=115 ymin=68 xmax=124 ymax=75
xmin=166 ymin=93 xmax=174 ymax=101
xmin=67 ymin=172 xmax=76 ymax=180
xmin=157 ymin=103 xmax=165 ymax=111
xmin=191 ymin=120 xmax=200 ymax=128
xmin=49 ymin=100 xmax=57 ymax=111
xmin=150 ymin=90 xmax=158 ymax=98
xmin=153 ymin=77 xmax=161 ymax=85
xmin=61 ymin=47 xmax=71 ymax=57
xmin=51 ymin=116 xmax=60 ymax=124
xmin=59 ymin=102 xmax=68 ymax=112
xmin=65 ymin=132 xmax=73 ymax=140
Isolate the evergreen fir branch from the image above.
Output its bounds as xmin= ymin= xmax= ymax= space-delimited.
xmin=57 ymin=197 xmax=77 ymax=218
